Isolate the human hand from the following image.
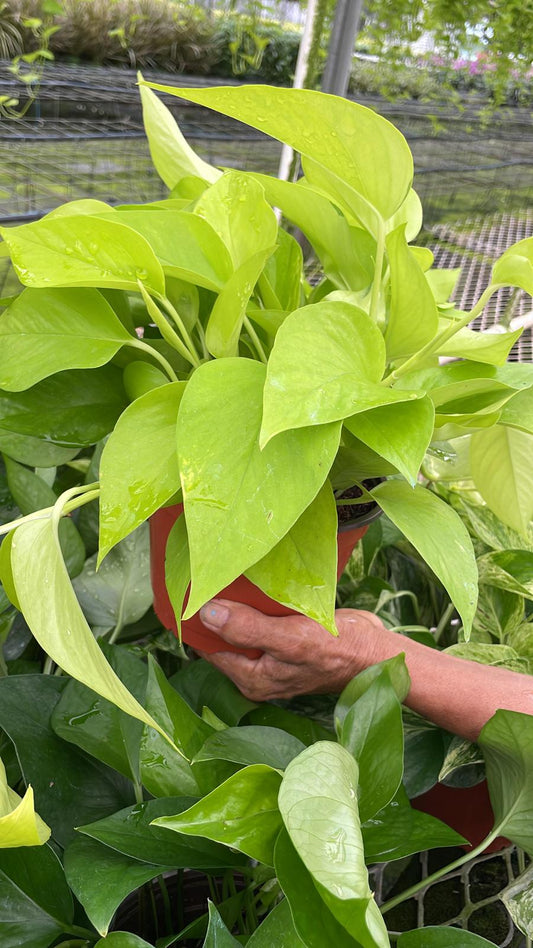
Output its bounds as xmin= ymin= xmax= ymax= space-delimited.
xmin=197 ymin=600 xmax=391 ymax=702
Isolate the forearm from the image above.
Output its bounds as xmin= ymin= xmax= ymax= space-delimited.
xmin=360 ymin=622 xmax=533 ymax=741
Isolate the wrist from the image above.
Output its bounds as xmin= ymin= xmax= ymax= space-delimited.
xmin=335 ymin=609 xmax=400 ymax=677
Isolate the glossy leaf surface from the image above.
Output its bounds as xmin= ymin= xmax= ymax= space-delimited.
xmin=10 ymin=519 xmax=171 ymax=745
xmin=193 ymin=725 xmax=305 ymax=770
xmin=79 ymin=796 xmax=244 ymax=869
xmin=203 ymin=902 xmax=241 ymax=948
xmin=479 ymin=709 xmax=533 ymax=854
xmin=471 ymin=425 xmax=533 ymax=535
xmin=152 ymin=765 xmax=283 ymax=865
xmin=142 ymin=83 xmax=413 ymax=220
xmin=0 ymin=758 xmax=50 ymax=848
xmin=261 ymin=300 xmax=418 ymax=443
xmin=279 ymin=742 xmax=389 ymax=947
xmin=0 ymin=287 xmax=133 ymax=390
xmin=0 ymin=675 xmax=133 ymax=847
xmin=206 ymin=248 xmax=273 ymax=358
xmin=194 ymin=171 xmax=277 ymax=270
xmin=64 ymin=835 xmax=161 ymax=936
xmin=0 ymin=215 xmax=165 ymax=294
xmin=340 ymin=668 xmax=404 ymax=821
xmin=177 ymin=359 xmax=340 ymax=617
xmin=245 ymin=484 xmax=339 ymax=633
xmin=99 ymin=382 xmax=185 ymax=558
xmin=362 ymin=797 xmax=466 ymax=862
xmin=385 ymin=225 xmax=439 ymax=360
xmin=345 ymin=396 xmax=434 ymax=485
xmin=0 ymin=845 xmax=74 ymax=948
xmin=371 ymin=481 xmax=478 ymax=637
xmin=0 ymin=366 xmax=127 ymax=448
xmin=398 ymin=929 xmax=496 ymax=946
xmin=139 ymin=81 xmax=220 ymax=189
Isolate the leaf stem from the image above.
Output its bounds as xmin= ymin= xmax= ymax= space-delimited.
xmin=380 ymin=828 xmax=500 ymax=915
xmin=244 ymin=316 xmax=268 ymax=363
xmin=127 ymin=339 xmax=179 ymax=382
xmin=0 ymin=485 xmax=100 ymax=537
xmin=369 ymin=219 xmax=386 ymax=324
xmin=434 ymin=601 xmax=456 ymax=644
xmin=381 ymin=284 xmax=502 ymax=386
xmin=157 ymin=292 xmax=202 ymax=367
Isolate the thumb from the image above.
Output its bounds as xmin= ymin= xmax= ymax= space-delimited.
xmin=199 ymin=598 xmax=296 ymax=652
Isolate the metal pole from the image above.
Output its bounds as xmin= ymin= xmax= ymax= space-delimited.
xmin=277 ymin=0 xmax=319 ymax=182
xmin=321 ymin=0 xmax=365 ymax=98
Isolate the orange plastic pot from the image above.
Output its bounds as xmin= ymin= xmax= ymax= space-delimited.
xmin=412 ymin=780 xmax=509 ymax=854
xmin=150 ymin=503 xmax=375 ymax=658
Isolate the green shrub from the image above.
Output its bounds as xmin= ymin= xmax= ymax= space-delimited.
xmin=208 ymin=16 xmax=301 ymax=85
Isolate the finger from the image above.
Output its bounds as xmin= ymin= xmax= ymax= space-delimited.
xmin=197 ymin=649 xmax=280 ymax=702
xmin=199 ymin=598 xmax=323 ymax=656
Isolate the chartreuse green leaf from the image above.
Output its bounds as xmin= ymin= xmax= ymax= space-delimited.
xmin=139 ymin=79 xmax=221 ymax=189
xmin=103 ymin=209 xmax=233 ymax=291
xmin=502 ymin=863 xmax=533 ymax=939
xmin=500 ymin=385 xmax=533 ymax=434
xmin=471 ymin=426 xmax=533 ymax=535
xmin=164 ymin=512 xmax=190 ymax=641
xmin=371 ymin=481 xmax=478 ymax=637
xmin=436 ymin=324 xmax=523 ymax=365
xmin=0 ymin=845 xmax=75 ymax=948
xmin=64 ymin=835 xmax=161 ymax=937
xmin=123 ymin=360 xmax=168 ymax=400
xmin=340 ymin=666 xmax=405 ymax=822
xmin=206 ymin=247 xmax=274 ymax=358
xmin=275 ymin=829 xmax=359 ymax=948
xmin=203 ymin=902 xmax=241 ymax=948
xmin=95 ymin=934 xmax=154 ymax=947
xmin=0 ymin=216 xmax=165 ymax=295
xmin=477 ymin=550 xmax=533 ymax=599
xmin=79 ymin=796 xmax=245 ymax=870
xmin=0 ymin=287 xmax=134 ymax=391
xmin=0 ymin=757 xmax=50 ymax=847
xmin=177 ymin=359 xmax=341 ymax=618
xmin=195 ymin=171 xmax=277 ymax=270
xmin=345 ymin=396 xmax=434 ymax=485
xmin=398 ymin=929 xmax=496 ymax=946
xmin=479 ymin=710 xmax=533 ymax=854
xmin=261 ymin=301 xmax=420 ymax=445
xmin=492 ymin=237 xmax=533 ymax=294
xmin=10 ymin=518 xmax=175 ymax=748
xmin=279 ymin=743 xmax=389 ymax=947
xmin=141 ymin=83 xmax=413 ymax=222
xmin=263 ymin=228 xmax=303 ymax=312
xmin=245 ymin=483 xmax=338 ymax=634
xmin=193 ymin=725 xmax=305 ymax=770
xmin=385 ymin=224 xmax=439 ymax=361
xmin=99 ymin=382 xmax=185 ymax=559
xmin=387 ymin=188 xmax=423 ymax=242
xmin=152 ymin=765 xmax=283 ymax=865
xmin=5 ymin=456 xmax=85 ymax=577
xmin=248 ymin=172 xmax=375 ymax=291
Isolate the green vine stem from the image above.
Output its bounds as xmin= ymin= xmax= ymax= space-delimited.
xmin=127 ymin=339 xmax=179 ymax=382
xmin=156 ymin=292 xmax=202 ymax=367
xmin=369 ymin=219 xmax=386 ymax=325
xmin=382 ymin=284 xmax=502 ymax=386
xmin=244 ymin=316 xmax=268 ymax=363
xmin=0 ymin=485 xmax=100 ymax=538
xmin=380 ymin=828 xmax=500 ymax=915
xmin=434 ymin=601 xmax=456 ymax=644
xmin=138 ymin=282 xmax=199 ymax=368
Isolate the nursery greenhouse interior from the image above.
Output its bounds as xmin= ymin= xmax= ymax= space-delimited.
xmin=0 ymin=2 xmax=533 ymax=947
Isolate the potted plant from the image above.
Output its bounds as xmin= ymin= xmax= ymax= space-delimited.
xmin=0 ymin=80 xmax=532 ymax=691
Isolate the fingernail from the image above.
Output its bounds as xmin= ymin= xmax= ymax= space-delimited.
xmin=200 ymin=600 xmax=230 ymax=630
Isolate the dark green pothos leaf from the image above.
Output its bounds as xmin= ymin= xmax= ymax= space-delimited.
xmin=202 ymin=902 xmax=241 ymax=948
xmin=0 ymin=844 xmax=75 ymax=948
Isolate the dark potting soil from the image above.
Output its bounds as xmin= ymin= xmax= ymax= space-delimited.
xmin=336 ymin=478 xmax=382 ymax=526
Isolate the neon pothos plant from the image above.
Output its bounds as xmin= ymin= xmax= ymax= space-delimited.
xmin=0 ymin=81 xmax=532 ymax=706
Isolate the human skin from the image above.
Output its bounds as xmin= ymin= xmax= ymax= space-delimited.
xmin=198 ymin=600 xmax=533 ymax=742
